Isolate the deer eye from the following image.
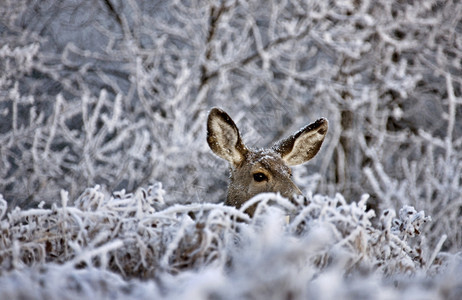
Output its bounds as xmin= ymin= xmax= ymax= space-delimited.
xmin=253 ymin=172 xmax=268 ymax=182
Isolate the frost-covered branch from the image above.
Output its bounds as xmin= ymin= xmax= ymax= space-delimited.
xmin=0 ymin=184 xmax=459 ymax=298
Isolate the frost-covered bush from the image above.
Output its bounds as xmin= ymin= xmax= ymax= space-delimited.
xmin=2 ymin=0 xmax=462 ymax=297
xmin=0 ymin=185 xmax=460 ymax=299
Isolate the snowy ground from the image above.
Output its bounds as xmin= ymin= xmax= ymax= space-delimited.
xmin=1 ymin=184 xmax=460 ymax=299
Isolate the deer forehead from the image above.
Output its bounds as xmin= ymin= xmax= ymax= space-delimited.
xmin=241 ymin=149 xmax=292 ymax=177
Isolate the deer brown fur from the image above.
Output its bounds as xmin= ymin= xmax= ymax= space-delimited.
xmin=207 ymin=107 xmax=328 ymax=216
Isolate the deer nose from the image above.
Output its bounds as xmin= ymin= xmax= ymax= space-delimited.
xmin=291 ymin=185 xmax=303 ymax=198
xmin=280 ymin=184 xmax=303 ymax=203
xmin=287 ymin=184 xmax=311 ymax=205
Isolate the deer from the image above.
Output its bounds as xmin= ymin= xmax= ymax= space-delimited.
xmin=206 ymin=107 xmax=328 ymax=217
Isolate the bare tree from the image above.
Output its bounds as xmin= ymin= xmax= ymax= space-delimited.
xmin=0 ymin=0 xmax=461 ymax=250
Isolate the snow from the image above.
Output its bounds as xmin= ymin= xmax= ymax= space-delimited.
xmin=1 ymin=184 xmax=460 ymax=299
xmin=1 ymin=0 xmax=462 ymax=298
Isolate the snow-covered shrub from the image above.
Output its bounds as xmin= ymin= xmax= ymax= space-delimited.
xmin=1 ymin=0 xmax=461 ymax=254
xmin=0 ymin=185 xmax=460 ymax=299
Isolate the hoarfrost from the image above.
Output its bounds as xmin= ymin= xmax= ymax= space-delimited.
xmin=1 ymin=0 xmax=462 ymax=298
xmin=0 ymin=185 xmax=460 ymax=299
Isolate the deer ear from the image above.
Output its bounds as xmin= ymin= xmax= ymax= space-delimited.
xmin=207 ymin=108 xmax=247 ymax=167
xmin=272 ymin=118 xmax=328 ymax=166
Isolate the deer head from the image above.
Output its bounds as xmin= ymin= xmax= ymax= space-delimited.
xmin=207 ymin=107 xmax=328 ymax=216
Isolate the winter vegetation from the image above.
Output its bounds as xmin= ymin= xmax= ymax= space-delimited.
xmin=1 ymin=0 xmax=462 ymax=298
